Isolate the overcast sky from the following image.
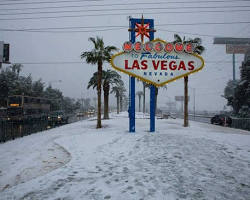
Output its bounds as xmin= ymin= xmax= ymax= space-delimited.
xmin=0 ymin=0 xmax=250 ymax=112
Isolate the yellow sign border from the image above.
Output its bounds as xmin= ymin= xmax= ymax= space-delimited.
xmin=110 ymin=38 xmax=205 ymax=87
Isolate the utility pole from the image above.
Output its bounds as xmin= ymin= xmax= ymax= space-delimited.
xmin=0 ymin=41 xmax=3 ymax=69
xmin=213 ymin=37 xmax=250 ymax=81
xmin=184 ymin=76 xmax=189 ymax=127
xmin=233 ymin=53 xmax=236 ymax=81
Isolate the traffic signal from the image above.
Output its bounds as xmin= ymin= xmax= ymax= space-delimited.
xmin=3 ymin=43 xmax=9 ymax=63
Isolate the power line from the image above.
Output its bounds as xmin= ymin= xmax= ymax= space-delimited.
xmin=0 ymin=26 xmax=126 ymax=31
xmin=0 ymin=27 xmax=125 ymax=33
xmin=0 ymin=0 xmax=29 ymax=2
xmin=16 ymin=61 xmax=84 ymax=65
xmin=157 ymin=21 xmax=250 ymax=26
xmin=0 ymin=0 xmax=35 ymax=2
xmin=1 ymin=5 xmax=250 ymax=16
xmin=206 ymin=61 xmax=241 ymax=63
xmin=1 ymin=0 xmax=250 ymax=11
xmin=0 ymin=0 xmax=103 ymax=6
xmin=1 ymin=9 xmax=250 ymax=21
xmin=1 ymin=21 xmax=250 ymax=33
xmin=10 ymin=60 xmax=239 ymax=65
xmin=160 ymin=26 xmax=250 ymax=38
xmin=158 ymin=29 xmax=233 ymax=38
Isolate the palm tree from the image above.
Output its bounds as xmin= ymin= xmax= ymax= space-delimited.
xmin=119 ymin=86 xmax=126 ymax=112
xmin=145 ymin=84 xmax=167 ymax=114
xmin=81 ymin=36 xmax=118 ymax=128
xmin=142 ymin=82 xmax=152 ymax=113
xmin=173 ymin=34 xmax=205 ymax=55
xmin=87 ymin=70 xmax=122 ymax=119
xmin=102 ymin=70 xmax=122 ymax=119
xmin=173 ymin=34 xmax=204 ymax=126
xmin=136 ymin=79 xmax=151 ymax=113
xmin=111 ymin=85 xmax=121 ymax=114
xmin=155 ymin=85 xmax=167 ymax=114
xmin=111 ymin=82 xmax=125 ymax=114
xmin=136 ymin=91 xmax=144 ymax=112
xmin=87 ymin=72 xmax=98 ymax=89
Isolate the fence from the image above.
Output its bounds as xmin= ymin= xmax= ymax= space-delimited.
xmin=171 ymin=113 xmax=250 ymax=132
xmin=0 ymin=114 xmax=91 ymax=143
xmin=231 ymin=118 xmax=250 ymax=131
xmin=0 ymin=118 xmax=49 ymax=143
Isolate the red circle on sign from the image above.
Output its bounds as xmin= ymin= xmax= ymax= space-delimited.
xmin=174 ymin=43 xmax=184 ymax=52
xmin=134 ymin=41 xmax=142 ymax=52
xmin=144 ymin=41 xmax=153 ymax=52
xmin=185 ymin=43 xmax=193 ymax=53
xmin=165 ymin=43 xmax=174 ymax=53
xmin=123 ymin=41 xmax=133 ymax=52
xmin=154 ymin=42 xmax=163 ymax=52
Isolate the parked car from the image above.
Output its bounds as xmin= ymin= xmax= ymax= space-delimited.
xmin=211 ymin=114 xmax=232 ymax=126
xmin=48 ymin=111 xmax=69 ymax=125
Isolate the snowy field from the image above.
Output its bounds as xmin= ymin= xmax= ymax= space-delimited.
xmin=0 ymin=112 xmax=250 ymax=200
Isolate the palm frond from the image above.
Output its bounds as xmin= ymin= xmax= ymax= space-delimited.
xmin=96 ymin=36 xmax=104 ymax=50
xmin=173 ymin=34 xmax=182 ymax=43
xmin=81 ymin=51 xmax=99 ymax=64
xmin=89 ymin=37 xmax=98 ymax=49
xmin=194 ymin=45 xmax=205 ymax=55
xmin=193 ymin=37 xmax=202 ymax=44
xmin=105 ymin=46 xmax=119 ymax=53
xmin=87 ymin=72 xmax=98 ymax=89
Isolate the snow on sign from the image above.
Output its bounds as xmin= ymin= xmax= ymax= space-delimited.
xmin=110 ymin=39 xmax=205 ymax=87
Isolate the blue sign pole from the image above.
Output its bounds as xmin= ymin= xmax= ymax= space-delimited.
xmin=129 ymin=18 xmax=136 ymax=132
xmin=148 ymin=19 xmax=156 ymax=132
xmin=150 ymin=85 xmax=155 ymax=132
xmin=128 ymin=17 xmax=155 ymax=133
xmin=129 ymin=77 xmax=135 ymax=132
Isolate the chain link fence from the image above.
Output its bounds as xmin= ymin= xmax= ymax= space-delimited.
xmin=0 ymin=114 xmax=90 ymax=143
xmin=231 ymin=118 xmax=250 ymax=131
xmin=0 ymin=118 xmax=48 ymax=143
xmin=170 ymin=113 xmax=250 ymax=132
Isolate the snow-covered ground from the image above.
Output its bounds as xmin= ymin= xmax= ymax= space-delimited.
xmin=0 ymin=112 xmax=250 ymax=200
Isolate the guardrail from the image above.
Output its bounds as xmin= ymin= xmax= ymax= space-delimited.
xmin=231 ymin=118 xmax=250 ymax=131
xmin=0 ymin=114 xmax=90 ymax=143
xmin=171 ymin=113 xmax=250 ymax=131
xmin=0 ymin=118 xmax=48 ymax=143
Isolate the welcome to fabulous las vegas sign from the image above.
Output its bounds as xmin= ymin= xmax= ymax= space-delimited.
xmin=110 ymin=39 xmax=205 ymax=87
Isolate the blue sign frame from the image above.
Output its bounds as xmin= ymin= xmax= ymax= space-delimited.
xmin=129 ymin=17 xmax=155 ymax=132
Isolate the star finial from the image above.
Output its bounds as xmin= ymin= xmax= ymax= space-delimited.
xmin=128 ymin=15 xmax=156 ymax=43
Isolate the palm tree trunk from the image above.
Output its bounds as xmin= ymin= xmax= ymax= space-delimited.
xmin=97 ymin=61 xmax=102 ymax=128
xmin=116 ymin=94 xmax=120 ymax=114
xmin=103 ymin=86 xmax=109 ymax=119
xmin=143 ymin=84 xmax=145 ymax=113
xmin=120 ymin=96 xmax=123 ymax=112
xmin=184 ymin=76 xmax=189 ymax=127
xmin=139 ymin=96 xmax=141 ymax=112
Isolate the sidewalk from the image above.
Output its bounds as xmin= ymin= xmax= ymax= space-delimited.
xmin=0 ymin=112 xmax=250 ymax=200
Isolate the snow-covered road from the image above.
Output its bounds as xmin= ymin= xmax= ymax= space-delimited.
xmin=0 ymin=113 xmax=250 ymax=200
